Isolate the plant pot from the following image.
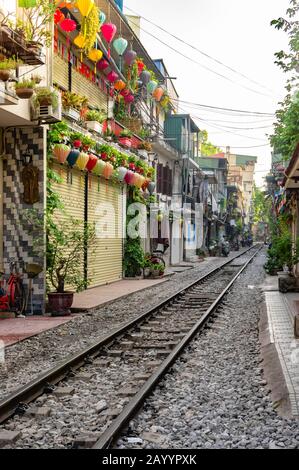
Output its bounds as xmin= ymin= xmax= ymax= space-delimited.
xmin=0 ymin=70 xmax=11 ymax=82
xmin=15 ymin=88 xmax=34 ymax=99
xmin=27 ymin=41 xmax=43 ymax=56
xmin=63 ymin=107 xmax=81 ymax=121
xmin=48 ymin=292 xmax=74 ymax=316
xmin=38 ymin=96 xmax=53 ymax=106
xmin=86 ymin=120 xmax=103 ymax=134
xmin=118 ymin=137 xmax=132 ymax=148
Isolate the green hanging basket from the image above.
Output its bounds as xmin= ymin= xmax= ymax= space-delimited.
xmin=18 ymin=0 xmax=37 ymax=8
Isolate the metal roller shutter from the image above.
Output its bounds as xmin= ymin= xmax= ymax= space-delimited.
xmin=53 ymin=55 xmax=69 ymax=90
xmin=50 ymin=164 xmax=85 ymax=290
xmin=72 ymin=68 xmax=107 ymax=110
xmin=87 ymin=175 xmax=123 ymax=288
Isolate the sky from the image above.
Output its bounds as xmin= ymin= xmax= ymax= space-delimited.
xmin=123 ymin=0 xmax=291 ymax=187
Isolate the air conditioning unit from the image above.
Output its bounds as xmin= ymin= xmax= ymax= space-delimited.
xmin=31 ymin=89 xmax=62 ymax=124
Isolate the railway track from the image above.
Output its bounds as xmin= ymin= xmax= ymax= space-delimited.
xmin=0 ymin=245 xmax=261 ymax=449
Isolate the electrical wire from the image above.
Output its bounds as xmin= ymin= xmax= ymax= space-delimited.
xmin=172 ymin=98 xmax=275 ymax=116
xmin=125 ymin=5 xmax=276 ymax=95
xmin=126 ymin=17 xmax=275 ymax=99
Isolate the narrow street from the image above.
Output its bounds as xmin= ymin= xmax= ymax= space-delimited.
xmin=0 ymin=0 xmax=299 ymax=456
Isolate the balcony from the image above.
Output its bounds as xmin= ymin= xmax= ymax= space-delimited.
xmin=164 ymin=114 xmax=200 ymax=159
xmin=0 ymin=26 xmax=45 ymax=66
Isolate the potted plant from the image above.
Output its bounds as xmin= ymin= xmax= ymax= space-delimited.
xmin=62 ymin=91 xmax=88 ymax=121
xmin=47 ymin=216 xmax=96 ymax=316
xmin=0 ymin=58 xmax=21 ymax=82
xmin=14 ymin=79 xmax=35 ymax=99
xmin=138 ymin=141 xmax=152 ymax=159
xmin=103 ymin=125 xmax=117 ymax=142
xmin=33 ymin=86 xmax=59 ymax=108
xmin=119 ymin=129 xmax=133 ymax=148
xmin=85 ymin=109 xmax=106 ymax=134
xmin=14 ymin=1 xmax=55 ymax=55
xmin=30 ymin=74 xmax=43 ymax=85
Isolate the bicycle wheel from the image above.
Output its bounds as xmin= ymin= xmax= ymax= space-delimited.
xmin=14 ymin=282 xmax=27 ymax=316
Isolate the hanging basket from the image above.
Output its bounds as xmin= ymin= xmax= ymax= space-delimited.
xmin=0 ymin=70 xmax=11 ymax=82
xmin=15 ymin=88 xmax=34 ymax=99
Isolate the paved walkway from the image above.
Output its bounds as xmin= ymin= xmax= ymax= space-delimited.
xmin=262 ymin=275 xmax=299 ymax=416
xmin=0 ymin=316 xmax=74 ymax=347
xmin=71 ymin=276 xmax=173 ymax=311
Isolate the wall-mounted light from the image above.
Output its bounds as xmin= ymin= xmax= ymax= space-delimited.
xmin=21 ymin=150 xmax=32 ymax=166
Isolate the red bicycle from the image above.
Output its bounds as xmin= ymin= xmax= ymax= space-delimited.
xmin=0 ymin=259 xmax=27 ymax=316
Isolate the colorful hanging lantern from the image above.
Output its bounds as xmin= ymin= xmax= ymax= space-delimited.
xmin=92 ymin=159 xmax=106 ymax=176
xmin=18 ymin=0 xmax=37 ymax=7
xmin=97 ymin=59 xmax=109 ymax=71
xmin=136 ymin=59 xmax=145 ymax=75
xmin=53 ymin=144 xmax=70 ymax=164
xmin=124 ymin=170 xmax=135 ymax=185
xmin=74 ymin=33 xmax=86 ymax=49
xmin=116 ymin=166 xmax=127 ymax=182
xmin=124 ymin=93 xmax=134 ymax=104
xmin=142 ymin=178 xmax=151 ymax=191
xmin=54 ymin=8 xmax=65 ymax=24
xmin=102 ymin=162 xmax=114 ymax=179
xmin=101 ymin=23 xmax=117 ymax=58
xmin=153 ymin=87 xmax=164 ymax=102
xmin=88 ymin=48 xmax=103 ymax=63
xmin=75 ymin=152 xmax=89 ymax=171
xmin=140 ymin=70 xmax=151 ymax=85
xmin=107 ymin=70 xmax=118 ymax=83
xmin=77 ymin=0 xmax=94 ymax=17
xmin=86 ymin=154 xmax=98 ymax=172
xmin=135 ymin=174 xmax=145 ymax=189
xmin=124 ymin=49 xmax=137 ymax=66
xmin=147 ymin=80 xmax=158 ymax=94
xmin=60 ymin=18 xmax=77 ymax=33
xmin=67 ymin=149 xmax=80 ymax=167
xmin=148 ymin=181 xmax=156 ymax=194
xmin=113 ymin=37 xmax=128 ymax=56
xmin=99 ymin=11 xmax=106 ymax=25
xmin=114 ymin=80 xmax=126 ymax=91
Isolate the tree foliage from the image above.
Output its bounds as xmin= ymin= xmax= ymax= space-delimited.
xmin=270 ymin=0 xmax=299 ymax=160
xmin=252 ymin=184 xmax=271 ymax=224
xmin=199 ymin=130 xmax=221 ymax=157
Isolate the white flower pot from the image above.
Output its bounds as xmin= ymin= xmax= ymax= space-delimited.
xmin=86 ymin=121 xmax=103 ymax=135
xmin=63 ymin=107 xmax=80 ymax=121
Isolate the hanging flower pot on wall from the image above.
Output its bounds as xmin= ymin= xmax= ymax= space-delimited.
xmin=53 ymin=144 xmax=71 ymax=164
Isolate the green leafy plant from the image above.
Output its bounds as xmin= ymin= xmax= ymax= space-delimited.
xmin=138 ymin=141 xmax=152 ymax=152
xmin=0 ymin=57 xmax=22 ymax=70
xmin=85 ymin=109 xmax=106 ymax=123
xmin=14 ymin=0 xmax=55 ymax=47
xmin=120 ymin=129 xmax=133 ymax=138
xmin=47 ymin=216 xmax=96 ymax=293
xmin=62 ymin=91 xmax=88 ymax=110
xmin=33 ymin=87 xmax=59 ymax=109
xmin=15 ymin=79 xmax=35 ymax=89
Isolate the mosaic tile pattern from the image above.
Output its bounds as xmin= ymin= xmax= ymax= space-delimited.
xmin=2 ymin=128 xmax=45 ymax=314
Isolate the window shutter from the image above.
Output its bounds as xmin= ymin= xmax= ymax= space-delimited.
xmin=157 ymin=164 xmax=163 ymax=193
xmin=168 ymin=169 xmax=173 ymax=196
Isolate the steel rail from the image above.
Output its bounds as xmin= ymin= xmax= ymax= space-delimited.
xmin=92 ymin=245 xmax=262 ymax=449
xmin=0 ymin=245 xmax=259 ymax=424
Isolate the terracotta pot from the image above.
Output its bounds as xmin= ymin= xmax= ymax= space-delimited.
xmin=0 ymin=70 xmax=11 ymax=82
xmin=48 ymin=292 xmax=74 ymax=316
xmin=15 ymin=88 xmax=34 ymax=99
xmin=38 ymin=96 xmax=53 ymax=106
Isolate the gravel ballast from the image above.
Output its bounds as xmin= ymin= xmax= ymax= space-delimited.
xmin=115 ymin=251 xmax=299 ymax=449
xmin=0 ymin=254 xmax=238 ymax=401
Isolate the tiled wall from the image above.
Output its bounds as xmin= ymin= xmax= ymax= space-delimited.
xmin=2 ymin=127 xmax=46 ymax=314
